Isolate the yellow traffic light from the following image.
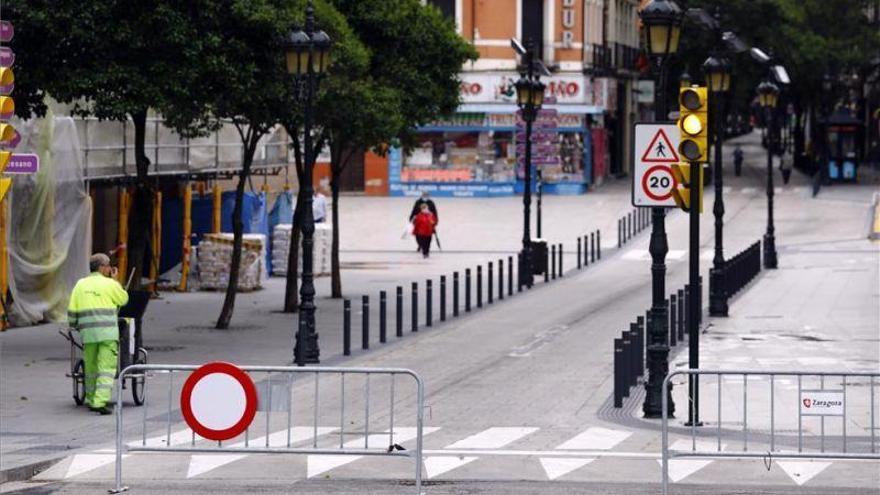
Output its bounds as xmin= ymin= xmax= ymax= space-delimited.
xmin=0 ymin=96 xmax=13 ymax=115
xmin=677 ymin=86 xmax=708 ymax=162
xmin=670 ymin=162 xmax=703 ymax=213
xmin=0 ymin=151 xmax=10 ymax=173
xmin=0 ymin=178 xmax=9 ymax=202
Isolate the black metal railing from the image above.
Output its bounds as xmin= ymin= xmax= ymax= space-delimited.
xmin=722 ymin=240 xmax=762 ymax=298
xmin=618 ymin=207 xmax=651 ymax=248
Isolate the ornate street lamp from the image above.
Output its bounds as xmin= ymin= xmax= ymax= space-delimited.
xmin=757 ymin=80 xmax=779 ymax=269
xmin=513 ymin=44 xmax=545 ymax=289
xmin=640 ymin=0 xmax=683 ymax=419
xmin=704 ymin=56 xmax=732 ymax=318
xmin=284 ymin=0 xmax=332 ymax=365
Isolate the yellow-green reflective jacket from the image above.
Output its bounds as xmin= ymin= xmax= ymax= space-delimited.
xmin=67 ymin=272 xmax=129 ymax=343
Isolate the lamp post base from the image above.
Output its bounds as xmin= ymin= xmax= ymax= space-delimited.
xmin=518 ymin=249 xmax=533 ymax=288
xmin=643 ymin=343 xmax=675 ymax=419
xmin=763 ymin=234 xmax=778 ymax=269
xmin=708 ymin=267 xmax=728 ymax=317
xmin=294 ymin=331 xmax=320 ymax=365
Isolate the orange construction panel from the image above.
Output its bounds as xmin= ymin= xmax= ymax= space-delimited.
xmin=364 ymin=151 xmax=389 ymax=196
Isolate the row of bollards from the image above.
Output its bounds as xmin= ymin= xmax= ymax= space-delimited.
xmin=613 ymin=278 xmax=704 ymax=408
xmin=722 ymin=240 xmax=762 ymax=297
xmin=618 ymin=207 xmax=650 ymax=248
xmin=343 ymin=228 xmax=606 ymax=358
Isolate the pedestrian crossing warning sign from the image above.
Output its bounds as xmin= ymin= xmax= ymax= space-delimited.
xmin=640 ymin=128 xmax=679 ymax=163
xmin=632 ymin=123 xmax=681 ymax=207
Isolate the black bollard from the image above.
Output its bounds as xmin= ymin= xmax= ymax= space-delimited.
xmin=426 ymin=279 xmax=432 ymax=327
xmin=508 ymin=256 xmax=513 ymax=296
xmin=362 ymin=295 xmax=370 ymax=350
xmin=477 ymin=265 xmax=483 ymax=308
xmin=559 ymin=243 xmax=564 ymax=277
xmin=614 ymin=338 xmax=624 ymax=407
xmin=634 ymin=319 xmax=644 ymax=378
xmin=590 ymin=232 xmax=595 ymax=264
xmin=669 ymin=294 xmax=677 ymax=346
xmin=379 ymin=290 xmax=387 ymax=344
xmin=343 ymin=299 xmax=351 ymax=356
xmin=544 ymin=248 xmax=550 ymax=283
xmin=465 ymin=268 xmax=472 ymax=312
xmin=396 ymin=286 xmax=403 ymax=338
xmin=411 ymin=282 xmax=418 ymax=333
xmin=516 ymin=254 xmax=523 ymax=293
xmin=440 ymin=276 xmax=447 ymax=322
xmin=618 ymin=219 xmax=622 ymax=247
xmin=621 ymin=332 xmax=633 ymax=393
xmin=577 ymin=238 xmax=582 ymax=270
xmin=677 ymin=288 xmax=685 ymax=342
xmin=597 ymin=230 xmax=601 ymax=259
xmin=498 ymin=259 xmax=504 ymax=301
xmin=551 ymin=244 xmax=557 ymax=280
xmin=583 ymin=235 xmax=589 ymax=267
xmin=453 ymin=272 xmax=460 ymax=317
xmin=487 ymin=262 xmax=494 ymax=304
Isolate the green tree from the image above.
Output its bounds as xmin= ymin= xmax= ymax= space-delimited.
xmin=313 ymin=0 xmax=476 ymax=299
xmin=9 ymin=0 xmax=221 ymax=289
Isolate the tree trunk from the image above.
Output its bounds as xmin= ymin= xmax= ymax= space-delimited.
xmin=329 ymin=143 xmax=350 ymax=299
xmin=283 ymin=189 xmax=305 ymax=313
xmin=216 ymin=133 xmax=259 ymax=329
xmin=127 ymin=109 xmax=153 ymax=290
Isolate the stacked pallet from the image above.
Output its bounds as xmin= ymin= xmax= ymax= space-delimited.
xmin=271 ymin=223 xmax=331 ymax=276
xmin=197 ymin=233 xmax=265 ymax=291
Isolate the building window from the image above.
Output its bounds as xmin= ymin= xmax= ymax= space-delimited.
xmin=428 ymin=0 xmax=455 ymax=20
xmin=521 ymin=0 xmax=544 ymax=57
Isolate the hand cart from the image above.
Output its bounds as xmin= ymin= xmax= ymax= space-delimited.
xmin=60 ymin=290 xmax=151 ymax=406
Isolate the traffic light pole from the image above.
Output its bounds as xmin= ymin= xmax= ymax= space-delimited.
xmin=709 ymin=91 xmax=728 ymax=316
xmin=643 ymin=60 xmax=674 ymax=419
xmin=686 ymin=161 xmax=702 ymax=426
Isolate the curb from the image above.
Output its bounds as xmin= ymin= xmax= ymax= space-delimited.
xmin=0 ymin=457 xmax=64 ymax=484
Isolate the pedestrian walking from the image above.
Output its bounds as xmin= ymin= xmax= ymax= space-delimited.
xmin=313 ymin=188 xmax=328 ymax=223
xmin=409 ymin=191 xmax=438 ymax=223
xmin=733 ymin=145 xmax=744 ymax=176
xmin=412 ymin=203 xmax=437 ymax=258
xmin=67 ymin=254 xmax=130 ymax=415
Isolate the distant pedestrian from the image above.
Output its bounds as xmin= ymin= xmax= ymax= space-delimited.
xmin=733 ymin=145 xmax=744 ymax=176
xmin=313 ymin=189 xmax=327 ymax=223
xmin=409 ymin=191 xmax=438 ymax=224
xmin=412 ymin=203 xmax=436 ymax=258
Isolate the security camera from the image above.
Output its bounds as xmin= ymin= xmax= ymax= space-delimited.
xmin=772 ymin=65 xmax=791 ymax=85
xmin=750 ymin=47 xmax=771 ymax=64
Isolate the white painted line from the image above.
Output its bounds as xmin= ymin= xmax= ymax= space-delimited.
xmin=660 ymin=458 xmax=713 ymax=482
xmin=426 ymin=449 xmax=657 ymax=459
xmin=777 ymin=460 xmax=831 ymax=486
xmin=308 ymin=427 xmax=439 ymax=478
xmin=65 ymin=454 xmax=129 ymax=479
xmin=444 ymin=427 xmax=538 ymax=449
xmin=423 ymin=456 xmax=478 ymax=478
xmin=556 ymin=427 xmax=632 ymax=451
xmin=539 ymin=457 xmax=595 ymax=480
xmin=741 ymin=187 xmax=756 ymax=194
xmin=187 ymin=454 xmax=248 ymax=478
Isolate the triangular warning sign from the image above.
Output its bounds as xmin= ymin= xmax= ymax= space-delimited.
xmin=641 ymin=129 xmax=679 ymax=163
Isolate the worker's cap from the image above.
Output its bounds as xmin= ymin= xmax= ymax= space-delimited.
xmin=89 ymin=253 xmax=111 ymax=272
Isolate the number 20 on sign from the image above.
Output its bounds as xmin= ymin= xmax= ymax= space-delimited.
xmin=632 ymin=123 xmax=681 ymax=208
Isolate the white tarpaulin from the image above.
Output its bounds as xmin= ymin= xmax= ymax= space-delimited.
xmin=7 ymin=115 xmax=91 ymax=326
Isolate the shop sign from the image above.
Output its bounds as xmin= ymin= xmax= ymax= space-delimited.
xmin=560 ymin=0 xmax=577 ymax=49
xmin=459 ymin=73 xmax=591 ymax=105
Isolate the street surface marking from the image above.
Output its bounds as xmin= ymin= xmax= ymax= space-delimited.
xmin=509 ymin=326 xmax=569 ymax=357
xmin=424 ymin=456 xmax=478 ymax=478
xmin=425 ymin=449 xmax=657 ymax=459
xmin=777 ymin=460 xmax=832 ymax=486
xmin=65 ymin=454 xmax=129 ymax=479
xmin=539 ymin=457 xmax=595 ymax=480
xmin=444 ymin=427 xmax=538 ymax=449
xmin=307 ymin=427 xmax=439 ymax=478
xmin=622 ymin=249 xmax=685 ymax=261
xmin=188 ymin=426 xmax=338 ymax=478
xmin=662 ymin=440 xmax=727 ymax=483
xmin=555 ymin=427 xmax=632 ymax=451
xmin=741 ymin=187 xmax=757 ymax=194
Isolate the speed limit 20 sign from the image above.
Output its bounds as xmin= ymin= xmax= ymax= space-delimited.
xmin=632 ymin=123 xmax=680 ymax=207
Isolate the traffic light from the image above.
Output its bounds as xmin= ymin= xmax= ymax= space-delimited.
xmin=0 ymin=66 xmax=12 ymax=146
xmin=677 ymin=86 xmax=708 ymax=162
xmin=670 ymin=162 xmax=703 ymax=213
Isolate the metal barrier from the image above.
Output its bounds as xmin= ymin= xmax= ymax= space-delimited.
xmin=722 ymin=240 xmax=762 ymax=297
xmin=662 ymin=369 xmax=879 ymax=495
xmin=113 ymin=365 xmax=425 ymax=493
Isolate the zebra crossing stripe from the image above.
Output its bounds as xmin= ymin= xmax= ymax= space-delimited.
xmin=444 ymin=427 xmax=538 ymax=449
xmin=555 ymin=427 xmax=631 ymax=451
xmin=539 ymin=457 xmax=595 ymax=480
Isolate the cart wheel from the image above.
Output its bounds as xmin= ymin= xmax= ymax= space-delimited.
xmin=130 ymin=352 xmax=147 ymax=406
xmin=73 ymin=359 xmax=86 ymax=406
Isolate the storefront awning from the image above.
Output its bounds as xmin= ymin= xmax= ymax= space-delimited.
xmin=458 ymin=103 xmax=605 ymax=115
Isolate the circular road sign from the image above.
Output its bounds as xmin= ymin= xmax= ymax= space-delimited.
xmin=641 ymin=164 xmax=678 ymax=202
xmin=180 ymin=362 xmax=258 ymax=441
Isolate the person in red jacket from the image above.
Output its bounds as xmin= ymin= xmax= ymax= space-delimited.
xmin=412 ymin=203 xmax=436 ymax=258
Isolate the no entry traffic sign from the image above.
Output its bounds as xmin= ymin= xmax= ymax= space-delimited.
xmin=180 ymin=362 xmax=258 ymax=441
xmin=632 ymin=123 xmax=680 ymax=207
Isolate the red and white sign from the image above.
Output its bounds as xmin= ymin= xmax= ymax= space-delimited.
xmin=458 ymin=73 xmax=592 ymax=105
xmin=632 ymin=123 xmax=681 ymax=207
xmin=180 ymin=362 xmax=258 ymax=441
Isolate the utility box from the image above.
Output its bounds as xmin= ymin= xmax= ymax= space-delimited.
xmin=531 ymin=239 xmax=548 ymax=275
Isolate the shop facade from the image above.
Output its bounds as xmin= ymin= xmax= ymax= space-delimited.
xmin=389 ymin=72 xmax=610 ymax=197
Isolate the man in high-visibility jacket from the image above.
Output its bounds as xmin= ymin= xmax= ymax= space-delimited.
xmin=68 ymin=254 xmax=129 ymax=414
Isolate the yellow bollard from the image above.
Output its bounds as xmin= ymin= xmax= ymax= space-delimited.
xmin=149 ymin=190 xmax=162 ymax=293
xmin=117 ymin=187 xmax=130 ymax=284
xmin=178 ymin=183 xmax=192 ymax=292
xmin=212 ymin=182 xmax=221 ymax=234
